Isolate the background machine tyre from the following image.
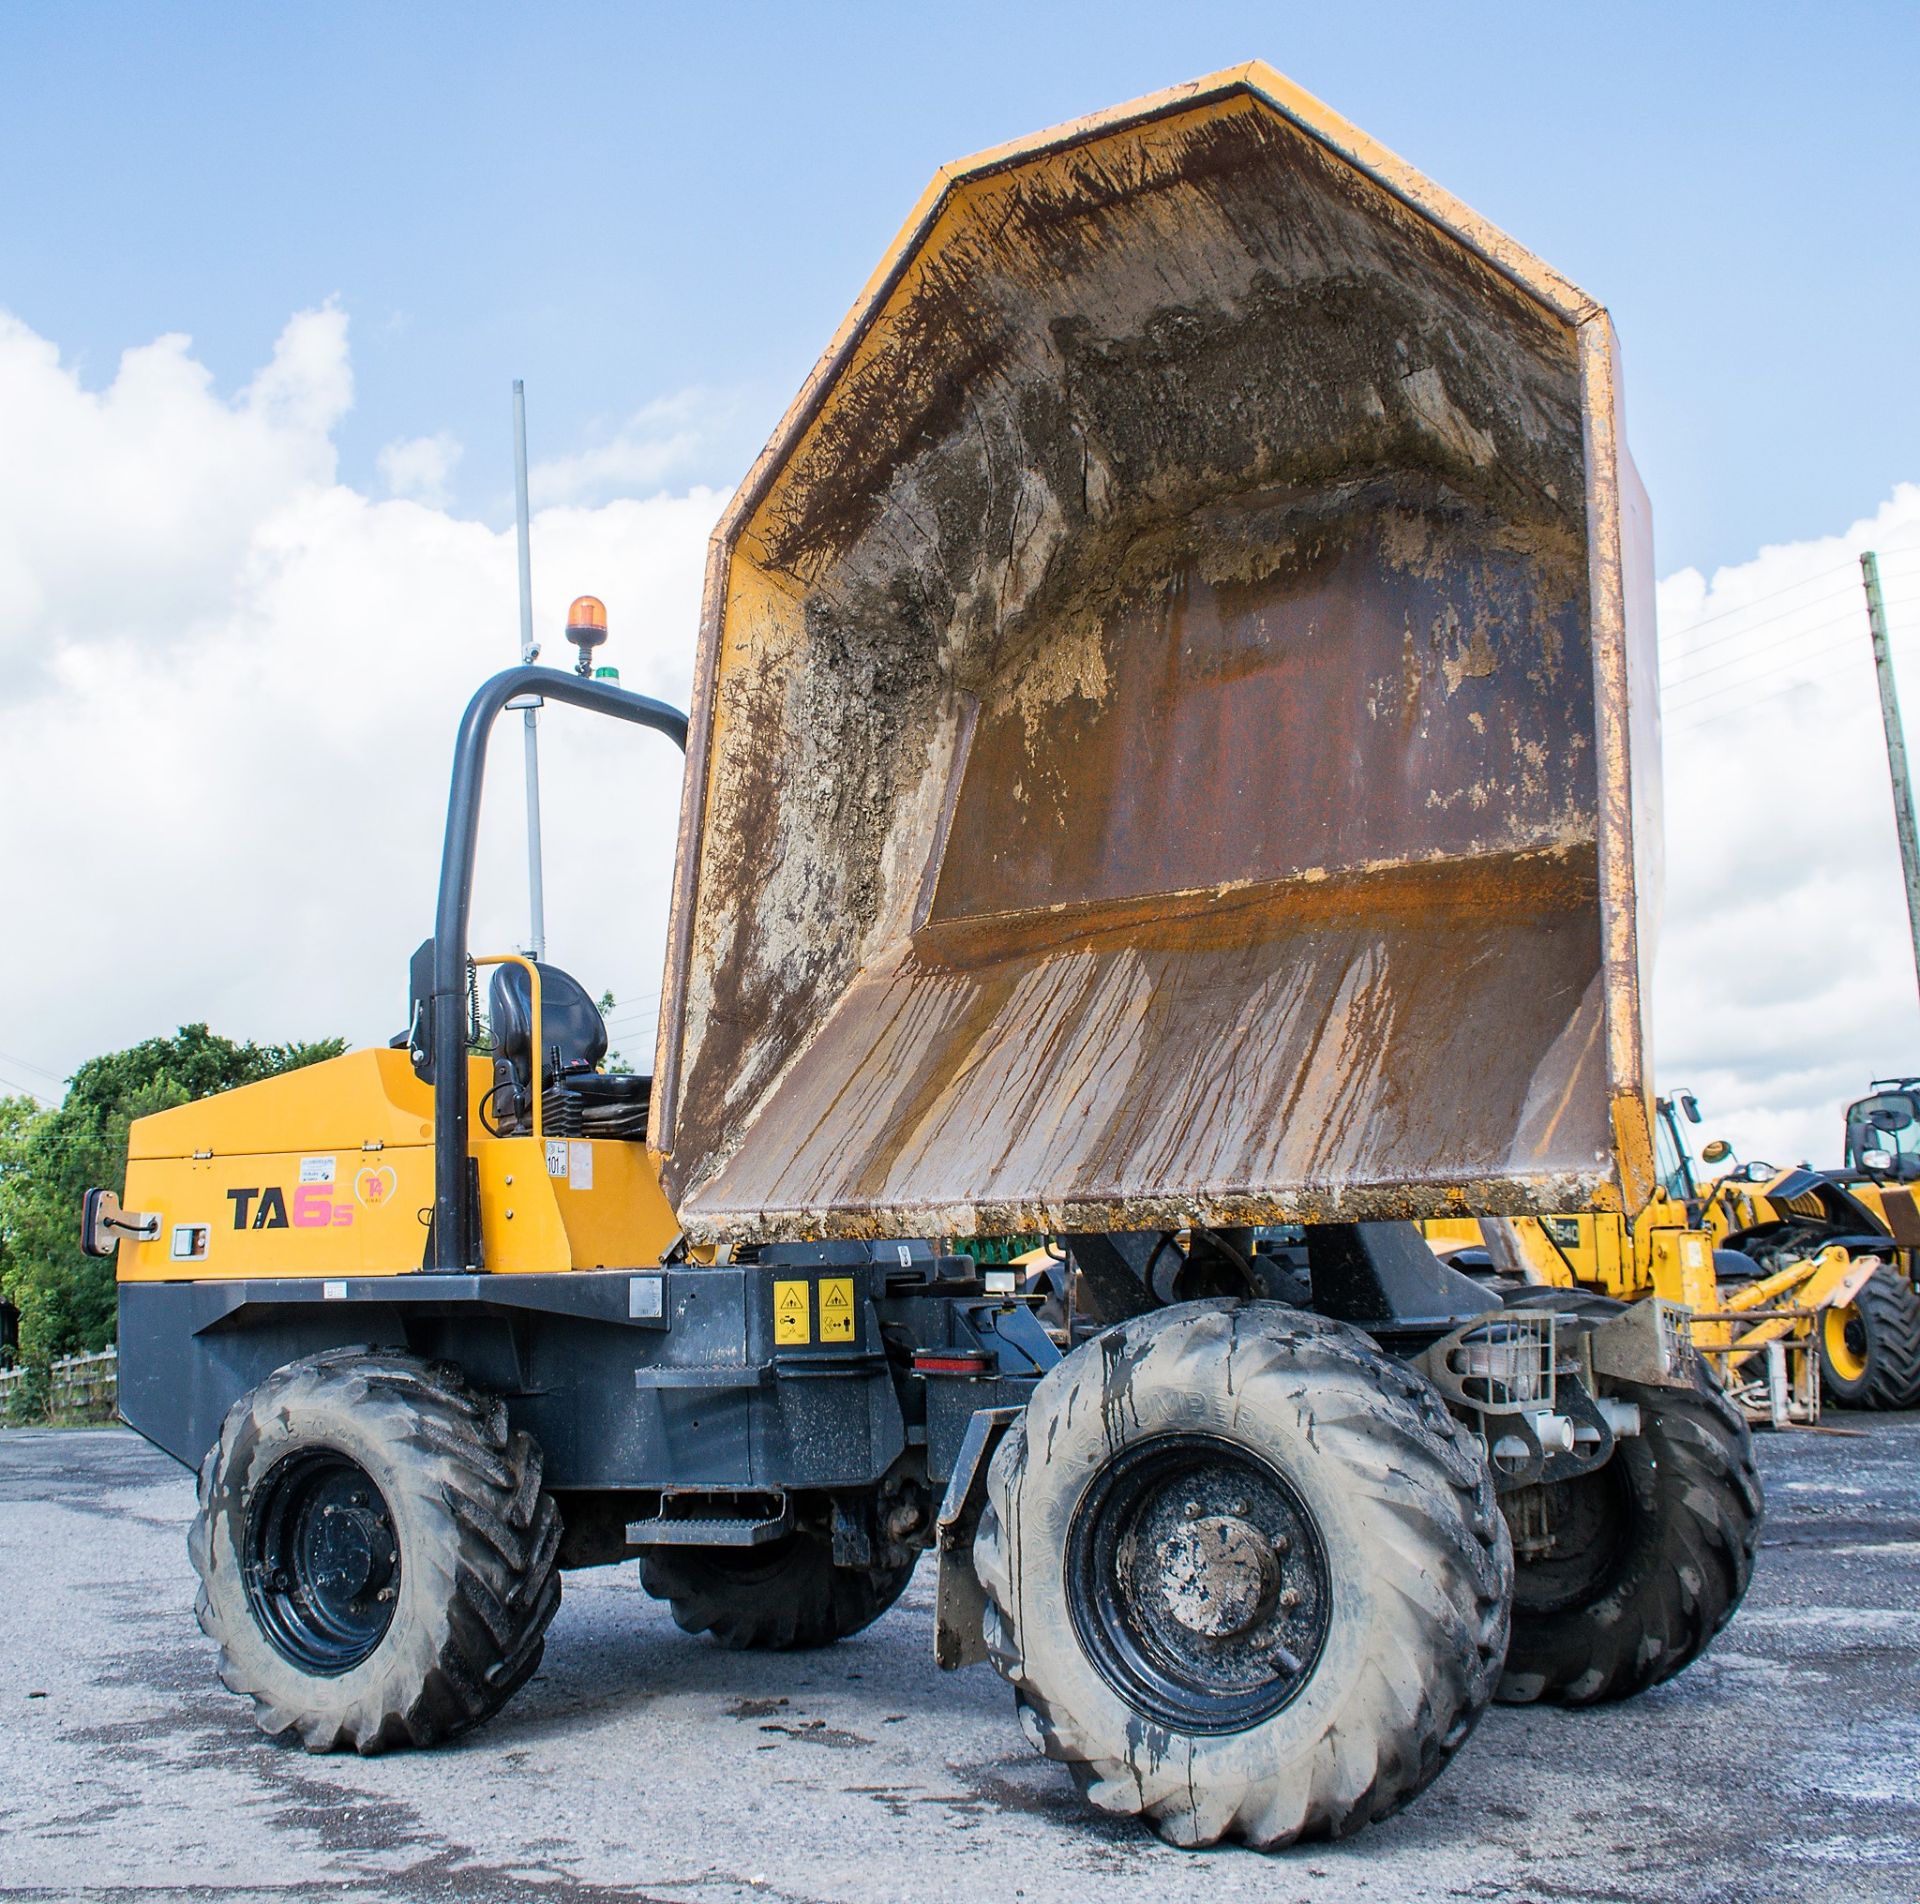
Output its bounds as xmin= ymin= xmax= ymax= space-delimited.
xmin=641 ymin=1531 xmax=916 ymax=1649
xmin=975 ymin=1301 xmax=1512 ymax=1851
xmin=1818 ymin=1261 xmax=1920 ymax=1409
xmin=190 ymin=1347 xmax=562 ymax=1753
xmin=1492 ymin=1293 xmax=1761 ymax=1705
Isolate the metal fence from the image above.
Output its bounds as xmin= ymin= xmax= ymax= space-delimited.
xmin=0 ymin=1346 xmax=118 ymax=1422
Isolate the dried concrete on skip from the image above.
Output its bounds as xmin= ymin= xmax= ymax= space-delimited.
xmin=4 ymin=1421 xmax=1917 ymax=1904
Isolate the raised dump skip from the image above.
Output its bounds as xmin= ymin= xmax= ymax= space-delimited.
xmin=654 ymin=64 xmax=1658 ymax=1243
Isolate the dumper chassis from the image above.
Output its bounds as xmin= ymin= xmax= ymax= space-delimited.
xmin=111 ymin=663 xmax=1757 ymax=1850
xmin=100 ymin=65 xmax=1763 ymax=1852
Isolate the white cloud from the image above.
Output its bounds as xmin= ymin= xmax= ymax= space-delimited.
xmin=0 ymin=306 xmax=722 ymax=1092
xmin=0 ymin=304 xmax=349 ymax=689
xmin=529 ymin=389 xmax=719 ymax=506
xmin=1653 ymin=485 xmax=1920 ymax=1170
xmin=3 ymin=297 xmax=1918 ymax=1193
xmin=376 ymin=430 xmax=463 ymax=507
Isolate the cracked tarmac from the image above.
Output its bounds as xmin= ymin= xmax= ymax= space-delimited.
xmin=3 ymin=1417 xmax=1917 ymax=1903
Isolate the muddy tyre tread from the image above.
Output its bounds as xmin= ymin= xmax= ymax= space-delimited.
xmin=1494 ymin=1295 xmax=1761 ymax=1706
xmin=642 ymin=1532 xmax=915 ymax=1649
xmin=191 ymin=1348 xmax=561 ymax=1753
xmin=975 ymin=1302 xmax=1512 ymax=1850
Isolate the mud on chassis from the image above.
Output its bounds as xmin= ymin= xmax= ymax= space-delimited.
xmin=106 ymin=66 xmax=1766 ymax=1852
xmin=114 ymin=663 xmax=1760 ymax=1854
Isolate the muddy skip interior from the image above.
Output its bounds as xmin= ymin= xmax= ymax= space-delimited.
xmin=662 ymin=90 xmax=1618 ymax=1239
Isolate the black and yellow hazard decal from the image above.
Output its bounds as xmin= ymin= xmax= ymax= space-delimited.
xmin=773 ymin=1278 xmax=811 ymax=1345
xmin=819 ymin=1276 xmax=855 ymax=1343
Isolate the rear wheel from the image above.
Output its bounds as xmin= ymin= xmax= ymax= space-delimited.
xmin=1494 ymin=1297 xmax=1761 ymax=1705
xmin=1818 ymin=1261 xmax=1920 ymax=1409
xmin=191 ymin=1348 xmax=561 ymax=1752
xmin=976 ymin=1301 xmax=1511 ymax=1849
xmin=641 ymin=1531 xmax=916 ymax=1649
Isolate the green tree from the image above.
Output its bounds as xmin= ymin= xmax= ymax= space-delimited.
xmin=597 ymin=990 xmax=631 ymax=1074
xmin=0 ymin=1026 xmax=343 ymax=1408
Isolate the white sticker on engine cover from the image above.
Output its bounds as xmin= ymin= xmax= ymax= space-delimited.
xmin=299 ymin=1156 xmax=336 ymax=1185
xmin=546 ymin=1139 xmax=568 ymax=1177
xmin=569 ymin=1141 xmax=593 ymax=1191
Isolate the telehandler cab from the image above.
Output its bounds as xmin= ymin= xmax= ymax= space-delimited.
xmin=96 ymin=65 xmax=1759 ymax=1850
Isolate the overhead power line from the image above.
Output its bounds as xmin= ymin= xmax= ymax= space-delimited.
xmin=1660 ymin=537 xmax=1920 ymax=664
xmin=0 ymin=1070 xmax=58 ymax=1109
xmin=1664 ymin=605 xmax=1872 ymax=698
xmin=1664 ymin=578 xmax=1869 ymax=667
xmin=1665 ymin=669 xmax=1847 ymax=735
xmin=1664 ymin=567 xmax=1857 ymax=647
xmin=1665 ymin=619 xmax=1870 ymax=716
xmin=0 ymin=1047 xmax=65 ymax=1086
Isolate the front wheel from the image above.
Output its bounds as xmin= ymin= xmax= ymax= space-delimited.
xmin=1818 ymin=1261 xmax=1920 ymax=1408
xmin=976 ymin=1302 xmax=1512 ymax=1850
xmin=191 ymin=1348 xmax=562 ymax=1752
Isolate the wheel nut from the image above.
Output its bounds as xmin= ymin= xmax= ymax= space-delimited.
xmin=1274 ymin=1534 xmax=1290 ymax=1555
xmin=1280 ymin=1587 xmax=1301 ymax=1611
xmin=1183 ymin=1500 xmax=1203 ymax=1519
xmin=1230 ymin=1499 xmax=1251 ymax=1517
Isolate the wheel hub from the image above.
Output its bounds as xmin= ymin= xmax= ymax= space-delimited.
xmin=305 ymin=1501 xmax=395 ymax=1603
xmin=1155 ymin=1514 xmax=1278 ymax=1637
xmin=243 ymin=1449 xmax=401 ymax=1675
xmin=1067 ymin=1434 xmax=1332 ymax=1735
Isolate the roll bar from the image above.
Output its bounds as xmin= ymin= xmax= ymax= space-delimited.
xmin=426 ymin=665 xmax=689 ymax=1271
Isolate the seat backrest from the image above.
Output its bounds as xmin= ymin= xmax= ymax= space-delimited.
xmin=489 ymin=962 xmax=608 ymax=1088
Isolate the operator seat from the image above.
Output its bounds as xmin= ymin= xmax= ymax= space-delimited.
xmin=485 ymin=961 xmax=651 ymax=1139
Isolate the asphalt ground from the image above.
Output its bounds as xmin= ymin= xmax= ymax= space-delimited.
xmin=3 ymin=1417 xmax=1917 ymax=1904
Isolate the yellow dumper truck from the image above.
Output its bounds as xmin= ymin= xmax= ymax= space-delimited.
xmin=90 ymin=65 xmax=1756 ymax=1851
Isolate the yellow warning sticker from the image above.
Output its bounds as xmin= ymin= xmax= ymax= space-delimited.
xmin=773 ymin=1278 xmax=811 ymax=1345
xmin=819 ymin=1276 xmax=855 ymax=1343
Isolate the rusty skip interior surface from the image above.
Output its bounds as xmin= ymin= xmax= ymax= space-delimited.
xmin=661 ymin=82 xmax=1640 ymax=1240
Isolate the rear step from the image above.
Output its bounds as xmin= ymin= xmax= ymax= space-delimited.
xmin=627 ymin=1497 xmax=793 ymax=1548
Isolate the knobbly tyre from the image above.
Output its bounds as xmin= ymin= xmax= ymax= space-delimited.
xmin=92 ymin=65 xmax=1761 ymax=1851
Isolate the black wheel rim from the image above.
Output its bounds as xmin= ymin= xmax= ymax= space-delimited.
xmin=1066 ymin=1433 xmax=1332 ymax=1735
xmin=243 ymin=1449 xmax=400 ymax=1674
xmin=1506 ymin=1461 xmax=1632 ymax=1616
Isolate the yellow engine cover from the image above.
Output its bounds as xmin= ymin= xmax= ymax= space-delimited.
xmin=116 ymin=1047 xmax=681 ymax=1279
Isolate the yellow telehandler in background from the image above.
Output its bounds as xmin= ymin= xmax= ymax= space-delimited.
xmin=1426 ymin=1091 xmax=1907 ymax=1419
xmin=1660 ymin=1085 xmax=1920 ymax=1408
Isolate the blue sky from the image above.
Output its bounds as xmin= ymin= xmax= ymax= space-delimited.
xmin=4 ymin=1 xmax=1915 ymax=578
xmin=3 ymin=3 xmax=1920 ymax=1166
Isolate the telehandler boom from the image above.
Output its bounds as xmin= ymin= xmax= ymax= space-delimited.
xmin=97 ymin=64 xmax=1758 ymax=1851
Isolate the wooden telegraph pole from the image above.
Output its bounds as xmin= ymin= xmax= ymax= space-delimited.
xmin=1863 ymin=549 xmax=1920 ymax=1004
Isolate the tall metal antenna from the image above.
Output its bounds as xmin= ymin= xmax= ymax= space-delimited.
xmin=512 ymin=379 xmax=546 ymax=963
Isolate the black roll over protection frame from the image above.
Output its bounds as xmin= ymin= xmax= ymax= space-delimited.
xmin=406 ymin=665 xmax=689 ymax=1272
